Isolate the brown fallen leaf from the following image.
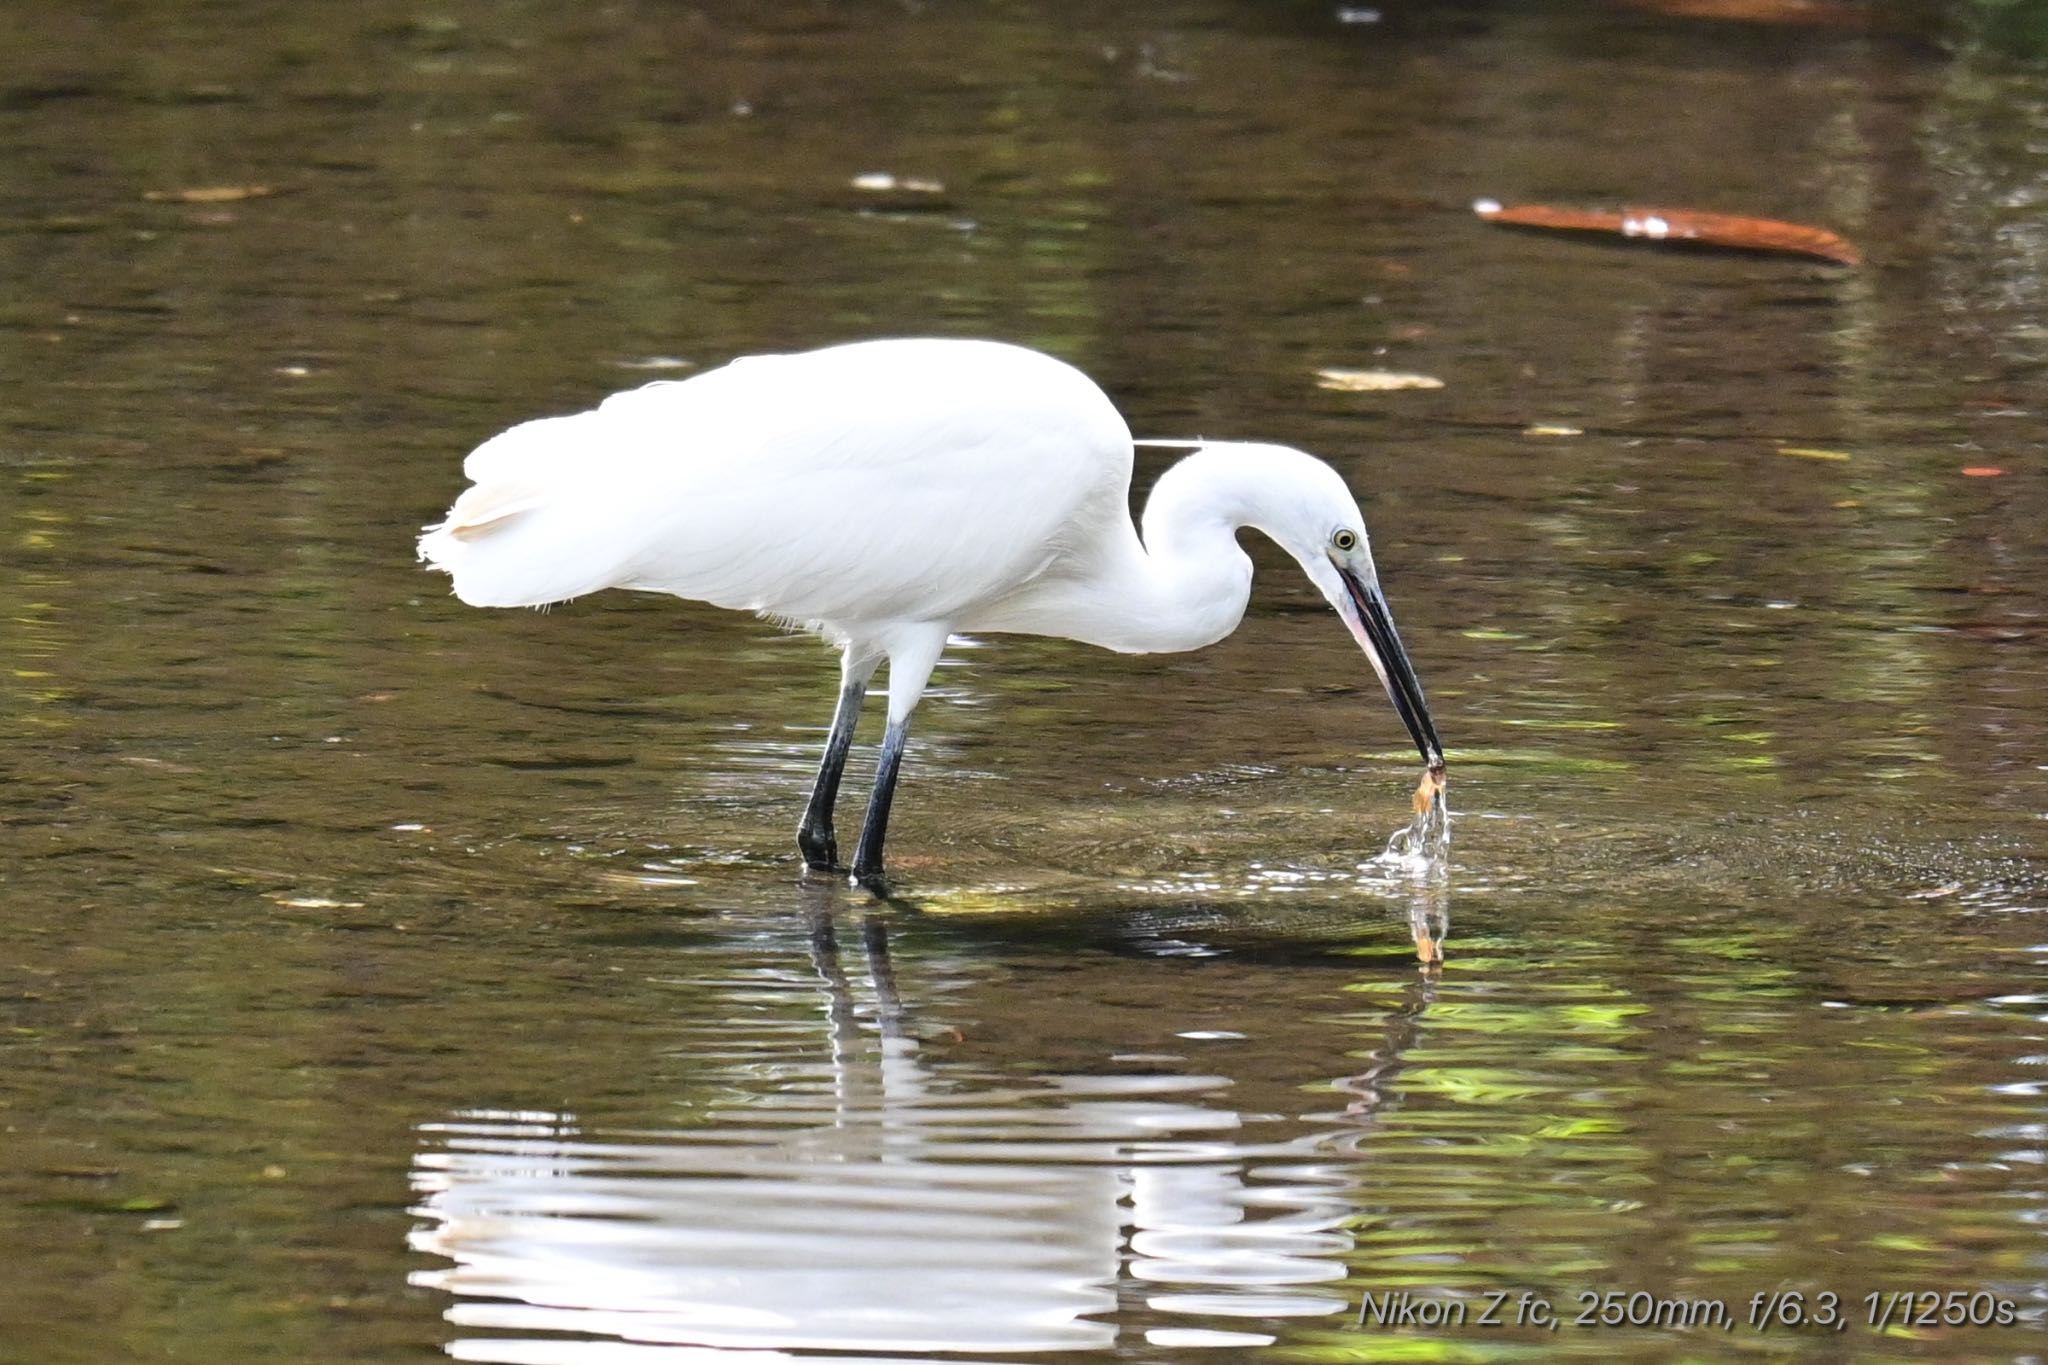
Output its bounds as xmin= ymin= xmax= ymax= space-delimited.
xmin=1614 ymin=0 xmax=1865 ymax=26
xmin=1474 ymin=199 xmax=1862 ymax=266
xmin=1316 ymin=367 xmax=1444 ymax=393
xmin=143 ymin=185 xmax=275 ymax=204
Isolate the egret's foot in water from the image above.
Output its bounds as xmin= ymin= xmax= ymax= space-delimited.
xmin=797 ymin=824 xmax=840 ymax=873
xmin=852 ymin=862 xmax=917 ymax=908
xmin=795 ymin=672 xmax=872 ymax=874
xmin=845 ymin=716 xmax=908 ymax=892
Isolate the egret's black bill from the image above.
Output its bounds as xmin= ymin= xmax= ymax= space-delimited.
xmin=1340 ymin=568 xmax=1444 ymax=771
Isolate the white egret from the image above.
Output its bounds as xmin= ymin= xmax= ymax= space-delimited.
xmin=418 ymin=338 xmax=1444 ymax=883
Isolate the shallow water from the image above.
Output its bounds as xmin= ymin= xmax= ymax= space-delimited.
xmin=4 ymin=1 xmax=2047 ymax=1361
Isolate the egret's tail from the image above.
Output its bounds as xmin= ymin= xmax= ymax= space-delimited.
xmin=416 ymin=499 xmax=567 ymax=609
xmin=417 ymin=412 xmax=634 ymax=608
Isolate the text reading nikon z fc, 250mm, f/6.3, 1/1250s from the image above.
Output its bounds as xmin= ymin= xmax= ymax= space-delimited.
xmin=1354 ymin=1288 xmax=2022 ymax=1335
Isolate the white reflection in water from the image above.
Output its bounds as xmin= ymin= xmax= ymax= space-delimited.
xmin=408 ymin=910 xmax=1365 ymax=1361
xmin=412 ymin=1118 xmax=1120 ymax=1357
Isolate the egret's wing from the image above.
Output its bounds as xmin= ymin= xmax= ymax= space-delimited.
xmin=419 ymin=339 xmax=1134 ymax=625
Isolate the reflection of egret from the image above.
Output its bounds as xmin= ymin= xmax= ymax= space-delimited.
xmin=419 ymin=338 xmax=1444 ymax=883
xmin=407 ymin=899 xmax=1373 ymax=1361
xmin=1328 ymin=955 xmax=1441 ymax=1147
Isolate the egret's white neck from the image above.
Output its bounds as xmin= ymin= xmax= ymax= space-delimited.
xmin=976 ymin=444 xmax=1323 ymax=655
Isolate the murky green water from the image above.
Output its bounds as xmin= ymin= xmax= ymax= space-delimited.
xmin=4 ymin=2 xmax=2046 ymax=1361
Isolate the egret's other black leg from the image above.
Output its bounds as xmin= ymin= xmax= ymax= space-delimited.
xmin=798 ymin=675 xmax=867 ymax=870
xmin=851 ymin=715 xmax=910 ymax=884
xmin=849 ymin=627 xmax=947 ymax=888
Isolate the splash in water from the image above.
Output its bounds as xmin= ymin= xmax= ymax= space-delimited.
xmin=1360 ymin=772 xmax=1451 ymax=965
xmin=1374 ymin=773 xmax=1452 ymax=876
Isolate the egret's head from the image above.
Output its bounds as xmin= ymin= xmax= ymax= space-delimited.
xmin=1258 ymin=448 xmax=1446 ymax=774
xmin=1137 ymin=440 xmax=1445 ymax=771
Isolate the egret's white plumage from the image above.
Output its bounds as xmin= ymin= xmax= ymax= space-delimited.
xmin=419 ymin=337 xmax=1443 ymax=883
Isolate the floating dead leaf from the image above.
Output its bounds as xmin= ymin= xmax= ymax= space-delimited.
xmin=113 ymin=1196 xmax=175 ymax=1213
xmin=115 ymin=755 xmax=199 ymax=773
xmin=143 ymin=185 xmax=275 ymax=204
xmin=1474 ymin=199 xmax=1862 ymax=266
xmin=272 ymin=895 xmax=365 ymax=910
xmin=1524 ymin=423 xmax=1584 ymax=437
xmin=1961 ymin=466 xmax=2006 ymax=477
xmin=1315 ymin=367 xmax=1444 ymax=393
xmin=1779 ymin=445 xmax=1851 ymax=461
xmin=1614 ymin=0 xmax=1865 ymax=26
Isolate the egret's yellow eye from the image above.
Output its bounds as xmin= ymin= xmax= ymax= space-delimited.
xmin=1332 ymin=528 xmax=1359 ymax=553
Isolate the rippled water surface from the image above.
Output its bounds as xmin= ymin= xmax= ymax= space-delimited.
xmin=4 ymin=2 xmax=2047 ymax=1361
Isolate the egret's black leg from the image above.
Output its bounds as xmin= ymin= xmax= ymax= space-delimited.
xmin=850 ymin=715 xmax=910 ymax=885
xmin=798 ymin=677 xmax=867 ymax=870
